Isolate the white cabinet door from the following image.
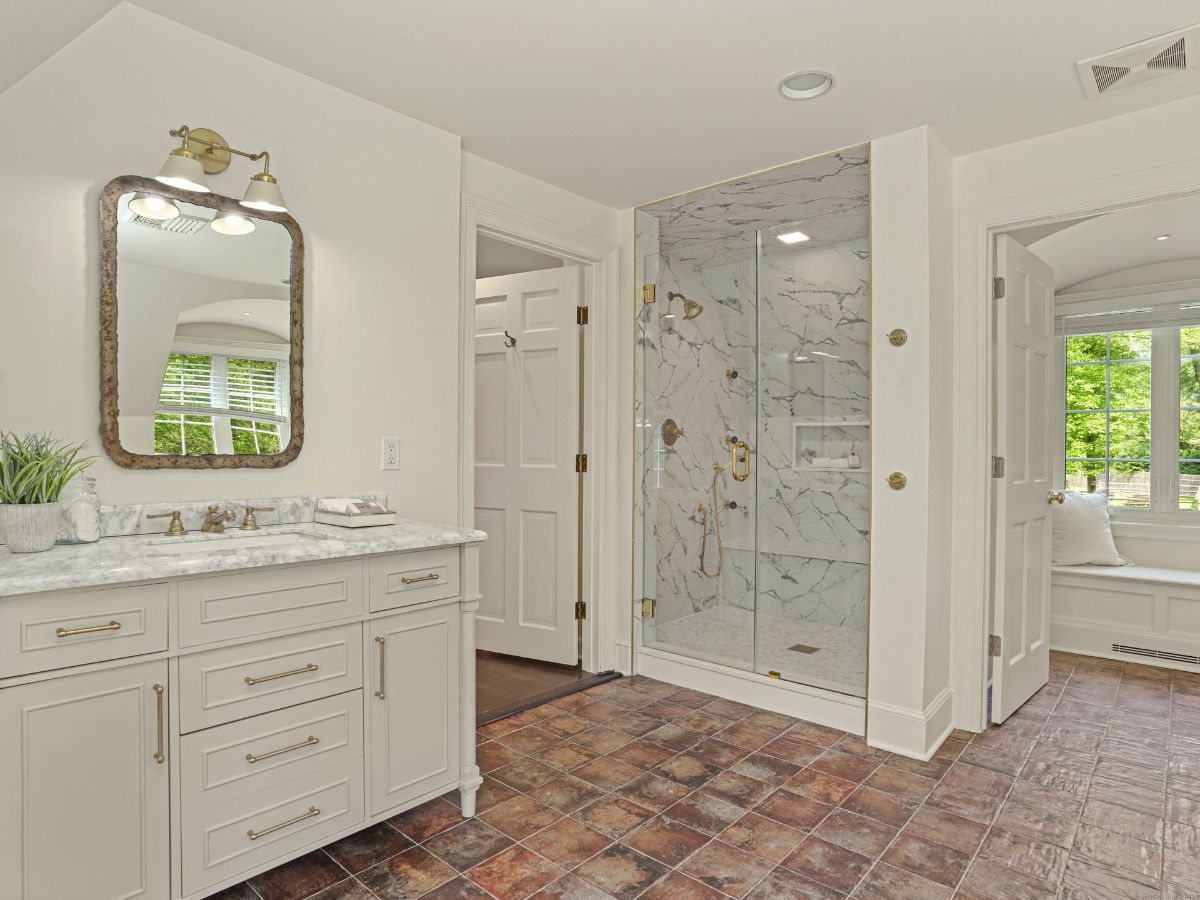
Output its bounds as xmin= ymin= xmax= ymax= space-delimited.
xmin=368 ymin=605 xmax=461 ymax=815
xmin=0 ymin=660 xmax=170 ymax=900
xmin=475 ymin=267 xmax=582 ymax=664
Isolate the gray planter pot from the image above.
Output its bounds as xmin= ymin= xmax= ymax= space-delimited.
xmin=1 ymin=502 xmax=63 ymax=553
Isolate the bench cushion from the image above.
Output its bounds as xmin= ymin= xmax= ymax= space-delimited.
xmin=1052 ymin=564 xmax=1200 ymax=588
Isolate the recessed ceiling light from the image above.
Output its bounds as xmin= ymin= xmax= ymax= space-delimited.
xmin=779 ymin=71 xmax=834 ymax=100
xmin=777 ymin=230 xmax=811 ymax=244
xmin=1156 ymin=234 xmax=1171 ymax=241
xmin=242 ymin=311 xmax=253 ymax=316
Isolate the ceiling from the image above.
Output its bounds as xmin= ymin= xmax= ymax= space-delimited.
xmin=5 ymin=1 xmax=1200 ymax=207
xmin=1029 ymin=193 xmax=1200 ymax=291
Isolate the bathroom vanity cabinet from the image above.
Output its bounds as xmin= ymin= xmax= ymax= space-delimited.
xmin=0 ymin=527 xmax=482 ymax=900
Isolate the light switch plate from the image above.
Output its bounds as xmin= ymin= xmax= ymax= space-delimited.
xmin=381 ymin=437 xmax=400 ymax=470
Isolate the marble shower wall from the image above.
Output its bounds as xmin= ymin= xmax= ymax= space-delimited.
xmin=637 ymin=147 xmax=871 ymax=642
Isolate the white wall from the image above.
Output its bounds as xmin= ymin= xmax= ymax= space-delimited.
xmin=866 ymin=127 xmax=956 ymax=758
xmin=0 ymin=4 xmax=462 ymax=523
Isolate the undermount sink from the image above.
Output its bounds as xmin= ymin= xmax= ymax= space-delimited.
xmin=145 ymin=529 xmax=321 ymax=556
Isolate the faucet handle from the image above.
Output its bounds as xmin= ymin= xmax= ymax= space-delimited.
xmin=147 ymin=510 xmax=187 ymax=536
xmin=240 ymin=506 xmax=276 ymax=531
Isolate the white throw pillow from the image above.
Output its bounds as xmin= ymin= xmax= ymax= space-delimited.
xmin=1052 ymin=491 xmax=1122 ymax=566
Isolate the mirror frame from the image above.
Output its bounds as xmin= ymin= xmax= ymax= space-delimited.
xmin=99 ymin=175 xmax=304 ymax=469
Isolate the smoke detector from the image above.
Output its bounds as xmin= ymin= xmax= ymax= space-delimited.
xmin=1077 ymin=25 xmax=1199 ymax=100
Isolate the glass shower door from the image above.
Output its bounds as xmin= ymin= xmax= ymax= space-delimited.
xmin=637 ymin=216 xmax=760 ymax=672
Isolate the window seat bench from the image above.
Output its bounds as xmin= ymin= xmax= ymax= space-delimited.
xmin=1051 ymin=564 xmax=1200 ymax=670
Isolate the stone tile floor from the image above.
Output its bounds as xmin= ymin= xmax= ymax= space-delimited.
xmin=216 ymin=651 xmax=1200 ymax=899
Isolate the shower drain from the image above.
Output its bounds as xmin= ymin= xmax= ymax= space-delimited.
xmin=788 ymin=643 xmax=820 ymax=654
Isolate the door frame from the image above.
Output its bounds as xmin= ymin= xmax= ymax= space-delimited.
xmin=951 ymin=160 xmax=1200 ymax=732
xmin=459 ymin=193 xmax=621 ymax=675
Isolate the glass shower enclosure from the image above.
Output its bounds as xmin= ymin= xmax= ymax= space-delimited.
xmin=635 ymin=147 xmax=871 ymax=698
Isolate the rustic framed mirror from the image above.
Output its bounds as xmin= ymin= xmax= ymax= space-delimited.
xmin=99 ymin=175 xmax=303 ymax=468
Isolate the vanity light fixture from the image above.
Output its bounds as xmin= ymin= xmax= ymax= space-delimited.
xmin=128 ymin=192 xmax=180 ymax=221
xmin=777 ymin=230 xmax=810 ymax=244
xmin=155 ymin=126 xmax=288 ymax=213
xmin=210 ymin=210 xmax=256 ymax=236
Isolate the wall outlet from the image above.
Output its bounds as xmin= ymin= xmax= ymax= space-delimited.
xmin=381 ymin=437 xmax=400 ymax=470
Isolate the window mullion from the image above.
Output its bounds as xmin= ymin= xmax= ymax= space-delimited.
xmin=1151 ymin=328 xmax=1180 ymax=513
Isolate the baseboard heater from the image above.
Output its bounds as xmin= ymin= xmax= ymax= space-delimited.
xmin=1112 ymin=643 xmax=1200 ymax=666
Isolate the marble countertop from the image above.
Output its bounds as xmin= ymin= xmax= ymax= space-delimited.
xmin=0 ymin=520 xmax=487 ymax=597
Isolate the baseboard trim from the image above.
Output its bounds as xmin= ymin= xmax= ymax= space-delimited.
xmin=867 ymin=686 xmax=954 ymax=760
xmin=637 ymin=647 xmax=865 ymax=735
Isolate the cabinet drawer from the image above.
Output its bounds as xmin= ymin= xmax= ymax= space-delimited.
xmin=0 ymin=583 xmax=168 ymax=678
xmin=181 ymin=758 xmax=364 ymax=896
xmin=369 ymin=548 xmax=460 ymax=612
xmin=179 ymin=560 xmax=364 ymax=647
xmin=181 ymin=691 xmax=363 ymax=811
xmin=178 ymin=625 xmax=362 ymax=732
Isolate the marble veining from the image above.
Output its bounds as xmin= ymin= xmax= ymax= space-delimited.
xmin=0 ymin=519 xmax=486 ymax=597
xmin=636 ymin=147 xmax=870 ymax=696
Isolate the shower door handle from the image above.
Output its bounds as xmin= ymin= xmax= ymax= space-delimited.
xmin=731 ymin=440 xmax=751 ymax=482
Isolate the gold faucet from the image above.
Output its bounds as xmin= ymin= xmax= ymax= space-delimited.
xmin=240 ymin=506 xmax=276 ymax=531
xmin=201 ymin=505 xmax=236 ymax=533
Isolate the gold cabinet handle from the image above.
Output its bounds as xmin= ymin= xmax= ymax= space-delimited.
xmin=246 ymin=735 xmax=319 ymax=765
xmin=400 ymin=573 xmax=439 ymax=585
xmin=730 ymin=439 xmax=751 ymax=482
xmin=244 ymin=663 xmax=318 ymax=686
xmin=153 ymin=684 xmax=165 ymax=764
xmin=374 ymin=636 xmax=386 ymax=700
xmin=1048 ymin=490 xmax=1066 ymax=505
xmin=56 ymin=620 xmax=121 ymax=638
xmin=247 ymin=806 xmax=320 ymax=841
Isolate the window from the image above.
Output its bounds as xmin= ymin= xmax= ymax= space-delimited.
xmin=1062 ymin=324 xmax=1200 ymax=515
xmin=153 ymin=352 xmax=286 ymax=455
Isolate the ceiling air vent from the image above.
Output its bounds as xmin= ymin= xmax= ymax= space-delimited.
xmin=131 ymin=213 xmax=208 ymax=235
xmin=1077 ymin=25 xmax=1199 ymax=100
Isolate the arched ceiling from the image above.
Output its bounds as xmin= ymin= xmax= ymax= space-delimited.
xmin=1029 ymin=193 xmax=1200 ymax=292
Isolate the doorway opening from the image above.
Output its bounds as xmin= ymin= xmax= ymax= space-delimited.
xmin=460 ymin=205 xmax=622 ymax=726
xmin=985 ymin=192 xmax=1200 ymax=725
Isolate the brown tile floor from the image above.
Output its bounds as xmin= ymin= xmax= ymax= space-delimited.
xmin=218 ymin=651 xmax=1200 ymax=899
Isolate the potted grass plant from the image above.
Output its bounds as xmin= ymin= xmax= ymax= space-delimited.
xmin=0 ymin=433 xmax=95 ymax=553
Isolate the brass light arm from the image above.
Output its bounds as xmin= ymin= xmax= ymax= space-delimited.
xmin=168 ymin=126 xmax=272 ymax=173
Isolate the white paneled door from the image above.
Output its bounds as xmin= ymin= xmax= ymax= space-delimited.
xmin=992 ymin=235 xmax=1056 ymax=724
xmin=475 ymin=267 xmax=581 ymax=665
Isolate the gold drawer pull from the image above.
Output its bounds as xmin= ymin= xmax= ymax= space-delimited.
xmin=56 ymin=620 xmax=121 ymax=638
xmin=153 ymin=684 xmax=166 ymax=764
xmin=374 ymin=636 xmax=386 ymax=700
xmin=244 ymin=663 xmax=318 ymax=686
xmin=246 ymin=735 xmax=319 ymax=765
xmin=247 ymin=806 xmax=319 ymax=841
xmin=400 ymin=573 xmax=439 ymax=585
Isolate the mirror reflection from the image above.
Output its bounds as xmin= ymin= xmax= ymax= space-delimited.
xmin=114 ymin=192 xmax=293 ymax=457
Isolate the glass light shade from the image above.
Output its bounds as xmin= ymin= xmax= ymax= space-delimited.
xmin=239 ymin=173 xmax=287 ymax=212
xmin=154 ymin=148 xmax=210 ymax=192
xmin=210 ymin=210 xmax=256 ymax=236
xmin=128 ymin=192 xmax=180 ymax=220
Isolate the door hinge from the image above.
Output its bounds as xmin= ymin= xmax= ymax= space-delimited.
xmin=575 ymin=453 xmax=588 ymax=473
xmin=642 ymin=284 xmax=656 ymax=304
xmin=577 ymin=305 xmax=589 ymax=326
xmin=988 ymin=634 xmax=1002 ymax=657
xmin=991 ymin=456 xmax=1005 ymax=478
xmin=575 ymin=600 xmax=587 ymax=620
xmin=640 ymin=597 xmax=655 ymax=619
xmin=992 ymin=276 xmax=1006 ymax=300
xmin=768 ymin=670 xmax=782 ymax=680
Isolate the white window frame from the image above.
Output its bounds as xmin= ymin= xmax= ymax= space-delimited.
xmin=154 ymin=339 xmax=289 ymax=455
xmin=1057 ymin=320 xmax=1194 ymax=522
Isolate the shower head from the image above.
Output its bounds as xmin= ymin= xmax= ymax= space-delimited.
xmin=666 ymin=291 xmax=704 ymax=320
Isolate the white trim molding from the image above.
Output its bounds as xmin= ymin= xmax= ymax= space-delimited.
xmin=459 ymin=193 xmax=622 ymax=674
xmin=866 ymin=688 xmax=954 ymax=761
xmin=951 ymin=156 xmax=1200 ymax=731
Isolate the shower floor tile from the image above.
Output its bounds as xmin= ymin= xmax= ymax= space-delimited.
xmin=647 ymin=606 xmax=866 ymax=697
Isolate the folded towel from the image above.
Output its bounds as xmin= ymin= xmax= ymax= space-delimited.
xmin=828 ymin=458 xmax=849 ymax=469
xmin=318 ymin=498 xmax=366 ymax=515
xmin=811 ymin=457 xmax=832 ymax=468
